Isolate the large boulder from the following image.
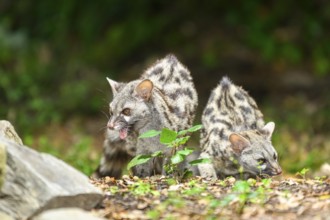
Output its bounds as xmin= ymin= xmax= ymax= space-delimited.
xmin=0 ymin=121 xmax=103 ymax=219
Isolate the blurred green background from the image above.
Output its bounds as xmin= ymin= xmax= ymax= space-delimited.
xmin=1 ymin=0 xmax=329 ymax=176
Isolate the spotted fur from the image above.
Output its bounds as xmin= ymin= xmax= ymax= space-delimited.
xmin=198 ymin=76 xmax=282 ymax=179
xmin=93 ymin=55 xmax=198 ymax=178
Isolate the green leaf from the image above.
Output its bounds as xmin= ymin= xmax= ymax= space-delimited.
xmin=171 ymin=153 xmax=185 ymax=164
xmin=187 ymin=124 xmax=203 ymax=132
xmin=139 ymin=130 xmax=161 ymax=139
xmin=151 ymin=150 xmax=163 ymax=157
xmin=233 ymin=180 xmax=250 ymax=193
xmin=177 ymin=125 xmax=202 ymax=136
xmin=173 ymin=136 xmax=190 ymax=146
xmin=177 ymin=129 xmax=188 ymax=136
xmin=189 ymin=158 xmax=211 ymax=165
xmin=160 ymin=128 xmax=177 ymax=144
xmin=261 ymin=178 xmax=272 ymax=188
xmin=177 ymin=148 xmax=194 ymax=156
xmin=127 ymin=154 xmax=152 ymax=170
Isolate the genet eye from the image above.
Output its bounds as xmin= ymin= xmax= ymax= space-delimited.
xmin=122 ymin=108 xmax=131 ymax=116
xmin=273 ymin=154 xmax=277 ymax=160
xmin=109 ymin=108 xmax=113 ymax=116
xmin=258 ymin=158 xmax=267 ymax=165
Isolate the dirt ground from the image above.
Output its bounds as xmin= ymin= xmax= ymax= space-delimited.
xmin=91 ymin=175 xmax=330 ymax=220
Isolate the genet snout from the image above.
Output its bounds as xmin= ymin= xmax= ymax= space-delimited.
xmin=107 ymin=121 xmax=115 ymax=129
xmin=276 ymin=167 xmax=282 ymax=175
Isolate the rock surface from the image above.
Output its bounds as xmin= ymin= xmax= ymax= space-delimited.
xmin=0 ymin=142 xmax=6 ymax=188
xmin=33 ymin=208 xmax=106 ymax=220
xmin=0 ymin=211 xmax=14 ymax=220
xmin=0 ymin=121 xmax=103 ymax=220
xmin=0 ymin=120 xmax=23 ymax=145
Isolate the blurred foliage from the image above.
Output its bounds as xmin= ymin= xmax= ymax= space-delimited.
xmin=23 ymin=122 xmax=101 ymax=175
xmin=0 ymin=1 xmax=329 ymax=174
xmin=263 ymin=95 xmax=330 ymax=173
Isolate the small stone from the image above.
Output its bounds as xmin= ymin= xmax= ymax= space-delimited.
xmin=104 ymin=176 xmax=112 ymax=183
xmin=247 ymin=178 xmax=257 ymax=186
xmin=133 ymin=176 xmax=139 ymax=181
xmin=226 ymin=177 xmax=236 ymax=185
xmin=168 ymin=184 xmax=182 ymax=191
xmin=137 ymin=202 xmax=148 ymax=210
xmin=122 ymin=174 xmax=130 ymax=179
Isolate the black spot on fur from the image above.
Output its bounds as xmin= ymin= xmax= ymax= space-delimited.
xmin=173 ymin=106 xmax=181 ymax=115
xmin=210 ymin=115 xmax=216 ymax=123
xmin=163 ymin=111 xmax=173 ymax=126
xmin=217 ymin=96 xmax=223 ymax=109
xmin=221 ymin=111 xmax=228 ymax=116
xmin=184 ymin=88 xmax=193 ymax=99
xmin=159 ymin=75 xmax=166 ymax=82
xmin=151 ymin=67 xmax=163 ymax=75
xmin=212 ymin=145 xmax=218 ymax=156
xmin=234 ymin=92 xmax=245 ymax=100
xmin=175 ymin=77 xmax=181 ymax=84
xmin=179 ymin=70 xmax=190 ymax=81
xmin=219 ymin=128 xmax=225 ymax=139
xmin=229 ymin=96 xmax=236 ymax=106
xmin=169 ymin=91 xmax=179 ymax=100
xmin=169 ymin=65 xmax=174 ymax=79
xmin=219 ymin=119 xmax=233 ymax=129
xmin=251 ymin=122 xmax=257 ymax=129
xmin=244 ymin=149 xmax=253 ymax=154
xmin=212 ymin=127 xmax=219 ymax=135
xmin=204 ymin=107 xmax=214 ymax=116
xmin=239 ymin=106 xmax=252 ymax=114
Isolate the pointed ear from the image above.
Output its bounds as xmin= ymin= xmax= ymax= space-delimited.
xmin=229 ymin=133 xmax=249 ymax=154
xmin=106 ymin=77 xmax=121 ymax=96
xmin=135 ymin=79 xmax=153 ymax=101
xmin=261 ymin=122 xmax=275 ymax=139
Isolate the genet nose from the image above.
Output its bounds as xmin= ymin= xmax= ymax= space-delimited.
xmin=107 ymin=122 xmax=115 ymax=129
xmin=276 ymin=167 xmax=282 ymax=175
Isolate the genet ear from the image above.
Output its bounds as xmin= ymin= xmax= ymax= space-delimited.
xmin=135 ymin=79 xmax=153 ymax=101
xmin=229 ymin=133 xmax=250 ymax=154
xmin=106 ymin=77 xmax=122 ymax=96
xmin=261 ymin=122 xmax=275 ymax=140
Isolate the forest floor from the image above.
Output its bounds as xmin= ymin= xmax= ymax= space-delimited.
xmin=91 ymin=175 xmax=330 ymax=220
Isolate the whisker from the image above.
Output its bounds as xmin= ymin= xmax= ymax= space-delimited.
xmin=98 ymin=125 xmax=108 ymax=133
xmin=100 ymin=111 xmax=110 ymax=120
xmin=96 ymin=88 xmax=106 ymax=94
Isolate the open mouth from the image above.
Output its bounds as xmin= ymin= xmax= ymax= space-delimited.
xmin=119 ymin=128 xmax=128 ymax=140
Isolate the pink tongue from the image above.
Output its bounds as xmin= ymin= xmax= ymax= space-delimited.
xmin=119 ymin=129 xmax=127 ymax=139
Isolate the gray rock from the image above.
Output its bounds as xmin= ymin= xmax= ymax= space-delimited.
xmin=0 ymin=123 xmax=103 ymax=220
xmin=0 ymin=142 xmax=6 ymax=188
xmin=33 ymin=208 xmax=106 ymax=220
xmin=0 ymin=211 xmax=14 ymax=220
xmin=0 ymin=120 xmax=23 ymax=146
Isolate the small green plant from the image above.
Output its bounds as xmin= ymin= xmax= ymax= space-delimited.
xmin=220 ymin=178 xmax=273 ymax=214
xmin=147 ymin=191 xmax=186 ymax=219
xmin=108 ymin=186 xmax=119 ymax=194
xmin=129 ymin=180 xmax=160 ymax=196
xmin=295 ymin=168 xmax=310 ymax=179
xmin=314 ymin=176 xmax=327 ymax=183
xmin=127 ymin=125 xmax=210 ymax=180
